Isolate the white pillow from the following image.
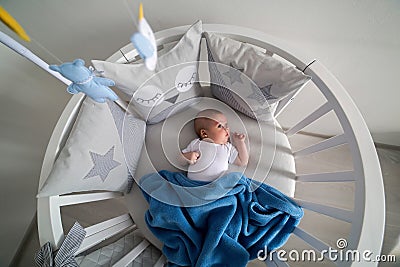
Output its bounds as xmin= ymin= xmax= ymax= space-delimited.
xmin=92 ymin=20 xmax=204 ymax=124
xmin=205 ymin=32 xmax=311 ymax=121
xmin=37 ymin=98 xmax=146 ymax=197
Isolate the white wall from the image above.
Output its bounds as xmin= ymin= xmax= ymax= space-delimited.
xmin=1 ymin=0 xmax=399 ymax=265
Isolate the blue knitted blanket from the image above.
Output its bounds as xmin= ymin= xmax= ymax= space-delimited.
xmin=140 ymin=170 xmax=303 ymax=267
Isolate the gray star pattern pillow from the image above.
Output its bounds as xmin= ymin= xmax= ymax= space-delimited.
xmin=37 ymin=97 xmax=146 ymax=197
xmin=205 ymin=32 xmax=311 ymax=121
xmin=92 ymin=20 xmax=203 ymax=124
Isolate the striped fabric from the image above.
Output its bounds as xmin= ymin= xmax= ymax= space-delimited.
xmin=35 ymin=242 xmax=53 ymax=267
xmin=35 ymin=222 xmax=86 ymax=267
xmin=207 ymin=43 xmax=259 ymax=120
xmin=107 ymin=100 xmax=146 ymax=193
xmin=83 ymin=146 xmax=121 ymax=182
xmin=107 ymin=101 xmax=124 ymax=143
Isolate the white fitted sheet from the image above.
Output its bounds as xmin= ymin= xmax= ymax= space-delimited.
xmin=126 ymin=87 xmax=295 ymax=250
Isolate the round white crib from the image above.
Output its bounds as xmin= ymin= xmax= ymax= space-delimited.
xmin=37 ymin=24 xmax=385 ymax=266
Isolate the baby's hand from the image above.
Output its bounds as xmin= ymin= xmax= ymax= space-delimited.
xmin=231 ymin=132 xmax=246 ymax=143
xmin=183 ymin=151 xmax=200 ymax=165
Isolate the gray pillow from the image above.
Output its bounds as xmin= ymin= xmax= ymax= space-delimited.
xmin=92 ymin=20 xmax=204 ymax=124
xmin=37 ymin=98 xmax=146 ymax=197
xmin=205 ymin=32 xmax=311 ymax=121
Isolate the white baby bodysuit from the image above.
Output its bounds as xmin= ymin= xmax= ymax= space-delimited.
xmin=182 ymin=138 xmax=238 ymax=182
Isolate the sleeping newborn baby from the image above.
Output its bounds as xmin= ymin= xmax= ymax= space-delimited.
xmin=181 ymin=109 xmax=249 ymax=182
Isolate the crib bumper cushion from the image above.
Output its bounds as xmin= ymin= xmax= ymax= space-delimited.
xmin=140 ymin=170 xmax=303 ymax=266
xmin=91 ymin=20 xmax=203 ymax=124
xmin=205 ymin=32 xmax=311 ymax=121
xmin=37 ymin=98 xmax=146 ymax=197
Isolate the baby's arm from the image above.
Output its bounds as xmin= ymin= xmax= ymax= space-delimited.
xmin=179 ymin=140 xmax=200 ymax=166
xmin=232 ymin=132 xmax=249 ymax=166
xmin=181 ymin=151 xmax=200 ymax=165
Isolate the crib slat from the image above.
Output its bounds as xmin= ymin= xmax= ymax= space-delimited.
xmin=112 ymin=239 xmax=150 ymax=267
xmin=274 ymin=89 xmax=301 ymax=118
xmin=37 ymin=196 xmax=64 ymax=248
xmin=271 ymin=255 xmax=290 ymax=267
xmin=296 ymin=171 xmax=355 ymax=182
xmin=285 ymin=102 xmax=331 ymax=137
xmin=84 ymin=214 xmax=135 ymax=237
xmin=265 ymin=253 xmax=290 ymax=267
xmin=294 ymin=134 xmax=347 ymax=158
xmin=76 ymin=215 xmax=135 ymax=255
xmin=264 ymin=257 xmax=278 ymax=267
xmin=294 ymin=199 xmax=353 ymax=223
xmin=57 ymin=192 xmax=123 ymax=207
xmin=292 ymin=227 xmax=331 ymax=258
xmin=154 ymin=255 xmax=167 ymax=267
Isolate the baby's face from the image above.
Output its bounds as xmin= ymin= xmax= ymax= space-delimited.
xmin=204 ymin=113 xmax=230 ymax=145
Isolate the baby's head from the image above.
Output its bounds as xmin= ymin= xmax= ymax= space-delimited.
xmin=194 ymin=109 xmax=230 ymax=145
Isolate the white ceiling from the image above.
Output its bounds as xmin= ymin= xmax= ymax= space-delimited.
xmin=0 ymin=0 xmax=399 ymax=265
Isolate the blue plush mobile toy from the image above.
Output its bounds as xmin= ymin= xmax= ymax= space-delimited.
xmin=130 ymin=3 xmax=157 ymax=71
xmin=49 ymin=3 xmax=157 ymax=103
xmin=49 ymin=59 xmax=118 ymax=103
xmin=0 ymin=3 xmax=156 ymax=104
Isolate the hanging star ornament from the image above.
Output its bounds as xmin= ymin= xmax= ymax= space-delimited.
xmin=84 ymin=146 xmax=121 ymax=182
xmin=130 ymin=3 xmax=157 ymax=71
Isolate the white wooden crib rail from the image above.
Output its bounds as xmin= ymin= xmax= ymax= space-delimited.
xmin=280 ymin=60 xmax=385 ymax=267
xmin=37 ymin=93 xmax=167 ymax=266
xmin=37 ymin=23 xmax=385 ymax=267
